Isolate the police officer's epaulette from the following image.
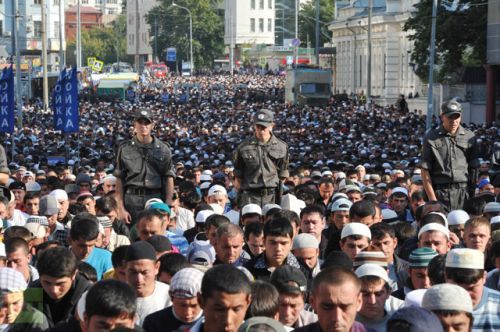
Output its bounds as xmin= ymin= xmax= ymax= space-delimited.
xmin=273 ymin=135 xmax=288 ymax=147
xmin=118 ymin=139 xmax=133 ymax=147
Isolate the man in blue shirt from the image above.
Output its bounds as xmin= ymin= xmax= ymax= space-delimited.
xmin=69 ymin=213 xmax=113 ymax=280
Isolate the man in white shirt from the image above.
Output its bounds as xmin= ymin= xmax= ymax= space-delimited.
xmin=125 ymin=241 xmax=171 ymax=326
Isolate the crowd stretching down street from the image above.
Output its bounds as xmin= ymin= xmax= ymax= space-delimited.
xmin=0 ymin=72 xmax=498 ymax=332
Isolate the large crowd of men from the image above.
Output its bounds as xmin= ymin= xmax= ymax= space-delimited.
xmin=0 ymin=71 xmax=497 ymax=332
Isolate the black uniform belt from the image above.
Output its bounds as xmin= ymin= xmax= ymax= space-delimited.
xmin=243 ymin=188 xmax=276 ymax=196
xmin=126 ymin=187 xmax=162 ymax=195
xmin=433 ymin=182 xmax=467 ymax=190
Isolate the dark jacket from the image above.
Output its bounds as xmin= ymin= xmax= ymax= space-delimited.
xmin=8 ymin=303 xmax=50 ymax=332
xmin=29 ymin=273 xmax=91 ymax=327
xmin=244 ymin=252 xmax=304 ymax=282
xmin=143 ymin=306 xmax=202 ymax=332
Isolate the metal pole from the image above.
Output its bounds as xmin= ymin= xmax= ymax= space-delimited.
xmin=189 ymin=12 xmax=193 ymax=73
xmin=59 ymin=0 xmax=64 ymax=69
xmin=295 ymin=0 xmax=298 ymax=64
xmin=76 ymin=0 xmax=82 ymax=69
xmin=173 ymin=3 xmax=193 ymax=73
xmin=367 ymin=0 xmax=372 ymax=109
xmin=13 ymin=0 xmax=22 ymax=130
xmin=315 ymin=0 xmax=319 ymax=66
xmin=229 ymin=0 xmax=234 ymax=75
xmin=41 ymin=0 xmax=49 ymax=112
xmin=135 ymin=0 xmax=140 ymax=72
xmin=154 ymin=15 xmax=157 ymax=64
xmin=426 ymin=0 xmax=438 ymax=130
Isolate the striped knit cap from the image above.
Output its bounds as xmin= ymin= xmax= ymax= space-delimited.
xmin=409 ymin=247 xmax=438 ymax=268
xmin=354 ymin=245 xmax=388 ymax=268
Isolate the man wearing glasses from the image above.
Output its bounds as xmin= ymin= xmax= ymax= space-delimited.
xmin=421 ymin=100 xmax=479 ymax=211
xmin=233 ymin=109 xmax=289 ymax=207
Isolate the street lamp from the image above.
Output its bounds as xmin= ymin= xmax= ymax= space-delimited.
xmin=172 ymin=2 xmax=193 ymax=73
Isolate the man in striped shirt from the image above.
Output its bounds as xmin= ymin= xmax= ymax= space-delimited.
xmin=444 ymin=248 xmax=500 ymax=332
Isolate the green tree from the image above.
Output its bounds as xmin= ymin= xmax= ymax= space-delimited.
xmin=148 ymin=0 xmax=224 ymax=69
xmin=66 ymin=14 xmax=132 ymax=67
xmin=404 ymin=0 xmax=486 ymax=83
xmin=298 ymin=0 xmax=335 ymax=48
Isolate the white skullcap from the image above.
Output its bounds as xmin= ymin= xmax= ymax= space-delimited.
xmin=447 ymin=210 xmax=470 ymax=226
xmin=422 ymin=283 xmax=473 ymax=313
xmin=50 ymin=189 xmax=69 ymax=201
xmin=341 ymin=223 xmax=371 ymax=240
xmin=418 ymin=223 xmax=449 ymax=240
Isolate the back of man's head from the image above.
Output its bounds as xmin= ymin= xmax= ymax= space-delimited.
xmin=206 ymin=214 xmax=231 ymax=231
xmin=312 ymin=267 xmax=361 ymax=295
xmin=85 ymin=279 xmax=136 ymax=320
xmin=37 ymin=246 xmax=78 ymax=278
xmin=264 ymin=217 xmax=293 ymax=239
xmin=5 ymin=237 xmax=29 ymax=256
xmin=70 ymin=213 xmax=100 ymax=241
xmin=201 ymin=264 xmax=251 ymax=302
xmin=350 ymin=200 xmax=376 ymax=219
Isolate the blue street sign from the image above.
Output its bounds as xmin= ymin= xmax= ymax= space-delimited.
xmin=166 ymin=47 xmax=177 ymax=62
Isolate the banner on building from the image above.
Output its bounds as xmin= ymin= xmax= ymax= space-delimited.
xmin=0 ymin=66 xmax=15 ymax=134
xmin=52 ymin=68 xmax=79 ymax=133
xmin=52 ymin=68 xmax=66 ymax=131
xmin=64 ymin=68 xmax=79 ymax=133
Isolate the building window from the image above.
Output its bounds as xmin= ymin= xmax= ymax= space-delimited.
xmin=82 ymin=0 xmax=88 ymax=3
xmin=0 ymin=20 xmax=3 ymax=36
xmin=34 ymin=0 xmax=41 ymax=4
xmin=268 ymin=0 xmax=272 ymax=9
xmin=259 ymin=18 xmax=264 ymax=32
xmin=250 ymin=18 xmax=255 ymax=32
xmin=129 ymin=15 xmax=134 ymax=24
xmin=251 ymin=0 xmax=255 ymax=10
xmin=267 ymin=18 xmax=272 ymax=32
xmin=54 ymin=0 xmax=59 ymax=5
xmin=34 ymin=21 xmax=42 ymax=38
xmin=259 ymin=0 xmax=264 ymax=9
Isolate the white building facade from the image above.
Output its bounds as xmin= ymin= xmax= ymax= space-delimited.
xmin=126 ymin=0 xmax=156 ymax=65
xmin=0 ymin=0 xmax=66 ymax=72
xmin=224 ymin=0 xmax=275 ymax=46
xmin=329 ymin=0 xmax=421 ymax=102
xmin=65 ymin=0 xmax=123 ymax=15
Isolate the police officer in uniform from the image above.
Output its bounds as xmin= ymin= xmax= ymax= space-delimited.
xmin=421 ymin=100 xmax=478 ymax=211
xmin=233 ymin=109 xmax=289 ymax=207
xmin=114 ymin=109 xmax=175 ymax=224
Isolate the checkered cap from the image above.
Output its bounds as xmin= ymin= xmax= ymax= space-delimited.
xmin=0 ymin=268 xmax=27 ymax=292
xmin=169 ymin=267 xmax=204 ymax=299
xmin=96 ymin=216 xmax=113 ymax=228
xmin=26 ymin=216 xmax=50 ymax=227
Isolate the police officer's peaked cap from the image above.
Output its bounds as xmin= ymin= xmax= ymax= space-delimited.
xmin=254 ymin=109 xmax=274 ymax=127
xmin=441 ymin=100 xmax=462 ymax=117
xmin=134 ymin=108 xmax=154 ymax=123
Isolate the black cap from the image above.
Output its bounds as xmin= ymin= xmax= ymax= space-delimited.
xmin=321 ymin=251 xmax=353 ymax=270
xmin=146 ymin=235 xmax=172 ymax=253
xmin=269 ymin=266 xmax=307 ymax=294
xmin=134 ymin=109 xmax=154 ymax=123
xmin=254 ymin=109 xmax=274 ymax=127
xmin=441 ymin=100 xmax=462 ymax=117
xmin=125 ymin=241 xmax=157 ymax=262
xmin=8 ymin=181 xmax=26 ymax=191
xmin=388 ymin=307 xmax=444 ymax=332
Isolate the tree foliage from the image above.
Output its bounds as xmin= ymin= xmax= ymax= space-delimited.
xmin=298 ymin=0 xmax=335 ymax=48
xmin=403 ymin=0 xmax=486 ymax=83
xmin=148 ymin=0 xmax=225 ymax=69
xmin=66 ymin=14 xmax=132 ymax=67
